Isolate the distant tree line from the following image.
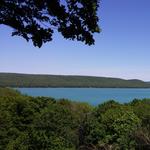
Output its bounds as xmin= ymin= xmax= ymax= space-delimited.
xmin=0 ymin=88 xmax=150 ymax=150
xmin=1 ymin=73 xmax=150 ymax=88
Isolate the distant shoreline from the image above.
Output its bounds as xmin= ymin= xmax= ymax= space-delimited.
xmin=12 ymin=87 xmax=150 ymax=89
xmin=1 ymin=72 xmax=150 ymax=88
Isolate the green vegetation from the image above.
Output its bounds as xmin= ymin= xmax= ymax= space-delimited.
xmin=0 ymin=88 xmax=150 ymax=149
xmin=1 ymin=73 xmax=150 ymax=88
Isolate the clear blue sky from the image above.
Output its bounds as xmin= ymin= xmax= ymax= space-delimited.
xmin=0 ymin=0 xmax=150 ymax=81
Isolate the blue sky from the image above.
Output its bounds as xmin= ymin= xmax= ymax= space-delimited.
xmin=0 ymin=0 xmax=150 ymax=81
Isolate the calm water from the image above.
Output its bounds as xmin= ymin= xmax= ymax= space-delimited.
xmin=17 ymin=88 xmax=150 ymax=105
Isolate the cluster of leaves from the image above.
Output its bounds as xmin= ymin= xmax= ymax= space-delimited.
xmin=0 ymin=0 xmax=100 ymax=47
xmin=0 ymin=88 xmax=150 ymax=150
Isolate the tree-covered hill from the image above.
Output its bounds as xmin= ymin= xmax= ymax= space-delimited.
xmin=0 ymin=73 xmax=150 ymax=88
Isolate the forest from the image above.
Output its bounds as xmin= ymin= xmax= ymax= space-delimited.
xmin=1 ymin=73 xmax=150 ymax=88
xmin=0 ymin=88 xmax=149 ymax=150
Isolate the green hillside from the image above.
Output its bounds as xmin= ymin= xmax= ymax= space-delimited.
xmin=0 ymin=73 xmax=150 ymax=88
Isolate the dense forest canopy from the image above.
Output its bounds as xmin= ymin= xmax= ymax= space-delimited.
xmin=0 ymin=88 xmax=150 ymax=149
xmin=0 ymin=0 xmax=100 ymax=47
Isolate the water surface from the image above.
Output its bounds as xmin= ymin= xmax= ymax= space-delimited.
xmin=17 ymin=88 xmax=150 ymax=105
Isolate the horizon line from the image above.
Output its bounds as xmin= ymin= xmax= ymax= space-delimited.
xmin=0 ymin=72 xmax=148 ymax=82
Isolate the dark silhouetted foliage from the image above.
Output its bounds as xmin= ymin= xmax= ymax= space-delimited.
xmin=0 ymin=0 xmax=100 ymax=47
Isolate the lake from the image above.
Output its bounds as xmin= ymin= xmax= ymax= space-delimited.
xmin=16 ymin=88 xmax=150 ymax=105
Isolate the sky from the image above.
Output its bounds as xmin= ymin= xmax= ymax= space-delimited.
xmin=0 ymin=0 xmax=150 ymax=81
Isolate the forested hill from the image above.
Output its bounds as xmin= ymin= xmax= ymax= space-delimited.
xmin=0 ymin=73 xmax=150 ymax=88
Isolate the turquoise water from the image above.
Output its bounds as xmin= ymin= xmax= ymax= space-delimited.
xmin=17 ymin=88 xmax=150 ymax=105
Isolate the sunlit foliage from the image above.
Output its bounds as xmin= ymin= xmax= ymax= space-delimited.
xmin=0 ymin=88 xmax=150 ymax=149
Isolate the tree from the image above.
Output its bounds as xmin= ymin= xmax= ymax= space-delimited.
xmin=79 ymin=104 xmax=141 ymax=149
xmin=100 ymin=107 xmax=141 ymax=149
xmin=0 ymin=0 xmax=100 ymax=48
